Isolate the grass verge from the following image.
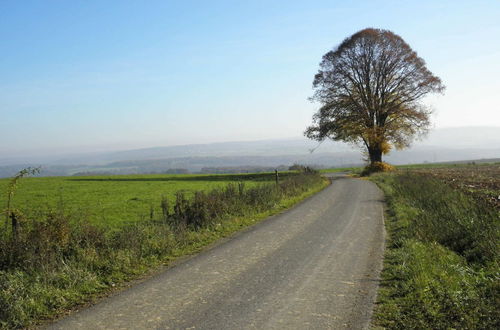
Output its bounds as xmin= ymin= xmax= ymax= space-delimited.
xmin=0 ymin=173 xmax=329 ymax=329
xmin=370 ymin=172 xmax=499 ymax=329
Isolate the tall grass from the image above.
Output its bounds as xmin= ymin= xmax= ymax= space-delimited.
xmin=392 ymin=174 xmax=498 ymax=264
xmin=372 ymin=172 xmax=499 ymax=329
xmin=0 ymin=171 xmax=326 ymax=329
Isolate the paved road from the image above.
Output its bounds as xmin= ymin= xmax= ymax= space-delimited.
xmin=47 ymin=175 xmax=385 ymax=330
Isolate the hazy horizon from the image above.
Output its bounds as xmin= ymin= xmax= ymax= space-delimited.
xmin=1 ymin=125 xmax=499 ymax=161
xmin=1 ymin=125 xmax=499 ymax=165
xmin=1 ymin=1 xmax=500 ymax=158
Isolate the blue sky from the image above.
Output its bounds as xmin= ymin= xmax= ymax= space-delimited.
xmin=1 ymin=0 xmax=499 ymax=157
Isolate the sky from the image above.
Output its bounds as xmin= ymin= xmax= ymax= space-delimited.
xmin=1 ymin=0 xmax=499 ymax=157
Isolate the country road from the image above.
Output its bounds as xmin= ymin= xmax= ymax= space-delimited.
xmin=46 ymin=174 xmax=385 ymax=330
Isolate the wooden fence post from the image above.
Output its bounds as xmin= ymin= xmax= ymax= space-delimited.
xmin=10 ymin=212 xmax=18 ymax=242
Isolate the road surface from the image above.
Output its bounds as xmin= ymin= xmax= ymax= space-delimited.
xmin=47 ymin=175 xmax=385 ymax=329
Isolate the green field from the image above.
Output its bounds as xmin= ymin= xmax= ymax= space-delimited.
xmin=0 ymin=172 xmax=293 ymax=228
xmin=319 ymin=166 xmax=360 ymax=173
xmin=0 ymin=170 xmax=327 ymax=328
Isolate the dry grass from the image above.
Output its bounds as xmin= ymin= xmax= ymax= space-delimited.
xmin=406 ymin=164 xmax=500 ymax=209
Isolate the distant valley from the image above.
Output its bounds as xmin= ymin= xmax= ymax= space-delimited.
xmin=1 ymin=126 xmax=499 ymax=177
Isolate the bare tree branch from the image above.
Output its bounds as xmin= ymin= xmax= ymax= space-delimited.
xmin=305 ymin=28 xmax=445 ymax=164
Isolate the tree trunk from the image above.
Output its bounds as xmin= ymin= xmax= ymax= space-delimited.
xmin=368 ymin=147 xmax=382 ymax=164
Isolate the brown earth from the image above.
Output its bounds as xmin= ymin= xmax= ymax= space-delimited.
xmin=408 ymin=164 xmax=500 ymax=210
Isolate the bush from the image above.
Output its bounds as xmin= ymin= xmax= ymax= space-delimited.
xmin=288 ymin=164 xmax=319 ymax=174
xmin=361 ymin=161 xmax=395 ymax=176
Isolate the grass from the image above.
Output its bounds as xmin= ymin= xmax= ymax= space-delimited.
xmin=319 ymin=166 xmax=361 ymax=174
xmin=396 ymin=160 xmax=500 ymax=169
xmin=0 ymin=171 xmax=328 ymax=329
xmin=403 ymin=164 xmax=500 ymax=210
xmin=370 ymin=170 xmax=499 ymax=329
xmin=0 ymin=172 xmax=296 ymax=228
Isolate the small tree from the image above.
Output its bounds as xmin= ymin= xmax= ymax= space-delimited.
xmin=305 ymin=28 xmax=444 ymax=165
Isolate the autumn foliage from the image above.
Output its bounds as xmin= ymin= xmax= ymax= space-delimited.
xmin=306 ymin=28 xmax=445 ymax=165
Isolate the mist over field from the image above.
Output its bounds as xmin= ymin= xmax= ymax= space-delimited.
xmin=1 ymin=126 xmax=498 ymax=177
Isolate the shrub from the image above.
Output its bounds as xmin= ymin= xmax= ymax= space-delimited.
xmin=361 ymin=161 xmax=395 ymax=176
xmin=163 ymin=173 xmax=324 ymax=230
xmin=288 ymin=164 xmax=319 ymax=174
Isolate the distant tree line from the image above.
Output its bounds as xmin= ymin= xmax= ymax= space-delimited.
xmin=200 ymin=165 xmax=289 ymax=174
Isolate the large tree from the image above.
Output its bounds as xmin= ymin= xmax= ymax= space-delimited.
xmin=305 ymin=28 xmax=444 ymax=165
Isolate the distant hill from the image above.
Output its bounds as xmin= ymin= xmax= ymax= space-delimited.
xmin=0 ymin=126 xmax=498 ymax=177
xmin=415 ymin=126 xmax=500 ymax=148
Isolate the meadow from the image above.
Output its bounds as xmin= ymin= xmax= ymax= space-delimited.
xmin=319 ymin=166 xmax=360 ymax=174
xmin=0 ymin=172 xmax=295 ymax=228
xmin=0 ymin=170 xmax=327 ymax=329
